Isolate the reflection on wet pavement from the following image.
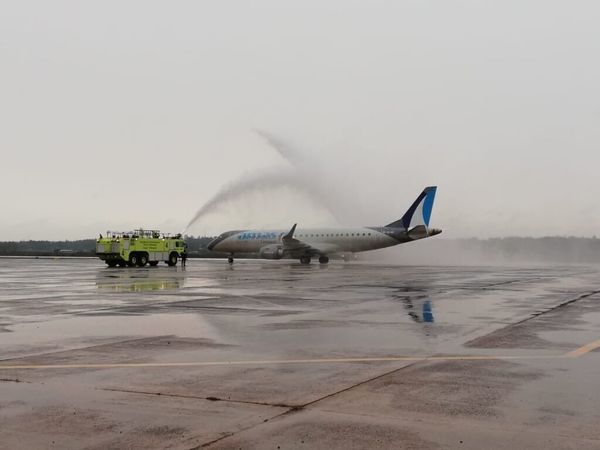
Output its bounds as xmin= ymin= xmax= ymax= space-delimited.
xmin=1 ymin=258 xmax=600 ymax=449
xmin=96 ymin=269 xmax=186 ymax=292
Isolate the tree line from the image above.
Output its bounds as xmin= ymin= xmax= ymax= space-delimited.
xmin=0 ymin=236 xmax=217 ymax=257
xmin=1 ymin=236 xmax=600 ymax=264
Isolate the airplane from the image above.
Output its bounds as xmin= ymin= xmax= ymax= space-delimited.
xmin=207 ymin=186 xmax=441 ymax=264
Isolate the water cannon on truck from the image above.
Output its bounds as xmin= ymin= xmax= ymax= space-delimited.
xmin=96 ymin=229 xmax=186 ymax=267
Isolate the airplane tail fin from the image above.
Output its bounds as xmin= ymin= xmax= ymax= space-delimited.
xmin=386 ymin=186 xmax=438 ymax=229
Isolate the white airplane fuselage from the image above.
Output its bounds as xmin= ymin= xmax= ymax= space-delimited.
xmin=209 ymin=226 xmax=428 ymax=255
xmin=207 ymin=186 xmax=441 ymax=264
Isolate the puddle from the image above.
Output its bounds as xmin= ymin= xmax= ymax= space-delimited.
xmin=0 ymin=313 xmax=220 ymax=359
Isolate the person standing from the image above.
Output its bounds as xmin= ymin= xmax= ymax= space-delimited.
xmin=181 ymin=250 xmax=188 ymax=268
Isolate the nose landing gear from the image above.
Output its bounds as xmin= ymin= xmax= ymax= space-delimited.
xmin=228 ymin=254 xmax=234 ymax=264
xmin=299 ymin=256 xmax=311 ymax=264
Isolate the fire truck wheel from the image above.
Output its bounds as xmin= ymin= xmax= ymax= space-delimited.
xmin=129 ymin=254 xmax=139 ymax=266
xmin=168 ymin=253 xmax=178 ymax=266
xmin=139 ymin=254 xmax=148 ymax=267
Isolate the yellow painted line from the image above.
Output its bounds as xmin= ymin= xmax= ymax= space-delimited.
xmin=565 ymin=339 xmax=600 ymax=358
xmin=0 ymin=354 xmax=568 ymax=370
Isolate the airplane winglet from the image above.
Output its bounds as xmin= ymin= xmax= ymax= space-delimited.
xmin=283 ymin=223 xmax=297 ymax=240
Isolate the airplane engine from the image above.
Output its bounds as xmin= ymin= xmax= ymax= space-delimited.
xmin=259 ymin=244 xmax=284 ymax=260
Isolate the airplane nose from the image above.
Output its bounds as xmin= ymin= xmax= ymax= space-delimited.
xmin=207 ymin=233 xmax=229 ymax=251
xmin=207 ymin=231 xmax=239 ymax=252
xmin=207 ymin=239 xmax=218 ymax=251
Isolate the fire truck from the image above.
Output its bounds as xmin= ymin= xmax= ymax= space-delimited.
xmin=96 ymin=229 xmax=186 ymax=267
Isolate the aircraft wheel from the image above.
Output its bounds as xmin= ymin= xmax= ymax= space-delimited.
xmin=319 ymin=256 xmax=329 ymax=264
xmin=228 ymin=256 xmax=234 ymax=264
xmin=300 ymin=256 xmax=311 ymax=264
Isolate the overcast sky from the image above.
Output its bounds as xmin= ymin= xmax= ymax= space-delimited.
xmin=1 ymin=1 xmax=599 ymax=240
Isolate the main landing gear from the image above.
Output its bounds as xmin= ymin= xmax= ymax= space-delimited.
xmin=299 ymin=255 xmax=329 ymax=265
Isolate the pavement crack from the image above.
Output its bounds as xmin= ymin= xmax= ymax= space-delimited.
xmin=0 ymin=377 xmax=30 ymax=383
xmin=199 ymin=359 xmax=423 ymax=448
xmin=100 ymin=387 xmax=295 ymax=409
xmin=295 ymin=360 xmax=423 ymax=411
xmin=464 ymin=289 xmax=600 ymax=349
xmin=510 ymin=289 xmax=600 ymax=327
xmin=0 ymin=335 xmax=174 ymax=364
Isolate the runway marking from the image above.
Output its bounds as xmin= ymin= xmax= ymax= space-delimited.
xmin=0 ymin=354 xmax=569 ymax=370
xmin=565 ymin=339 xmax=600 ymax=357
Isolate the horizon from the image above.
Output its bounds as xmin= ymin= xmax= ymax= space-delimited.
xmin=2 ymin=234 xmax=600 ymax=243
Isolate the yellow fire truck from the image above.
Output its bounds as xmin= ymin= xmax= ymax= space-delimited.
xmin=96 ymin=229 xmax=186 ymax=267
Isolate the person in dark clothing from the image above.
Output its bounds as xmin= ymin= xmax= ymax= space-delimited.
xmin=181 ymin=251 xmax=187 ymax=268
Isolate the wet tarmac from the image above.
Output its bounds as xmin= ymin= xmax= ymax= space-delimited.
xmin=1 ymin=257 xmax=600 ymax=449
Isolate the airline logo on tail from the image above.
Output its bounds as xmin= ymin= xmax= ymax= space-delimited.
xmin=386 ymin=186 xmax=437 ymax=230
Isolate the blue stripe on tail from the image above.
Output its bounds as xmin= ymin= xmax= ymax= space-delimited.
xmin=421 ymin=186 xmax=437 ymax=226
xmin=385 ymin=186 xmax=438 ymax=229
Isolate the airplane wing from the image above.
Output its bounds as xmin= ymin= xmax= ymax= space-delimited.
xmin=281 ymin=224 xmax=310 ymax=251
xmin=281 ymin=224 xmax=339 ymax=256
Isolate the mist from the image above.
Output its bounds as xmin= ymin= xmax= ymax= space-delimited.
xmin=183 ymin=168 xmax=340 ymax=235
xmin=183 ymin=131 xmax=352 ymax=235
xmin=367 ymin=237 xmax=600 ymax=267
